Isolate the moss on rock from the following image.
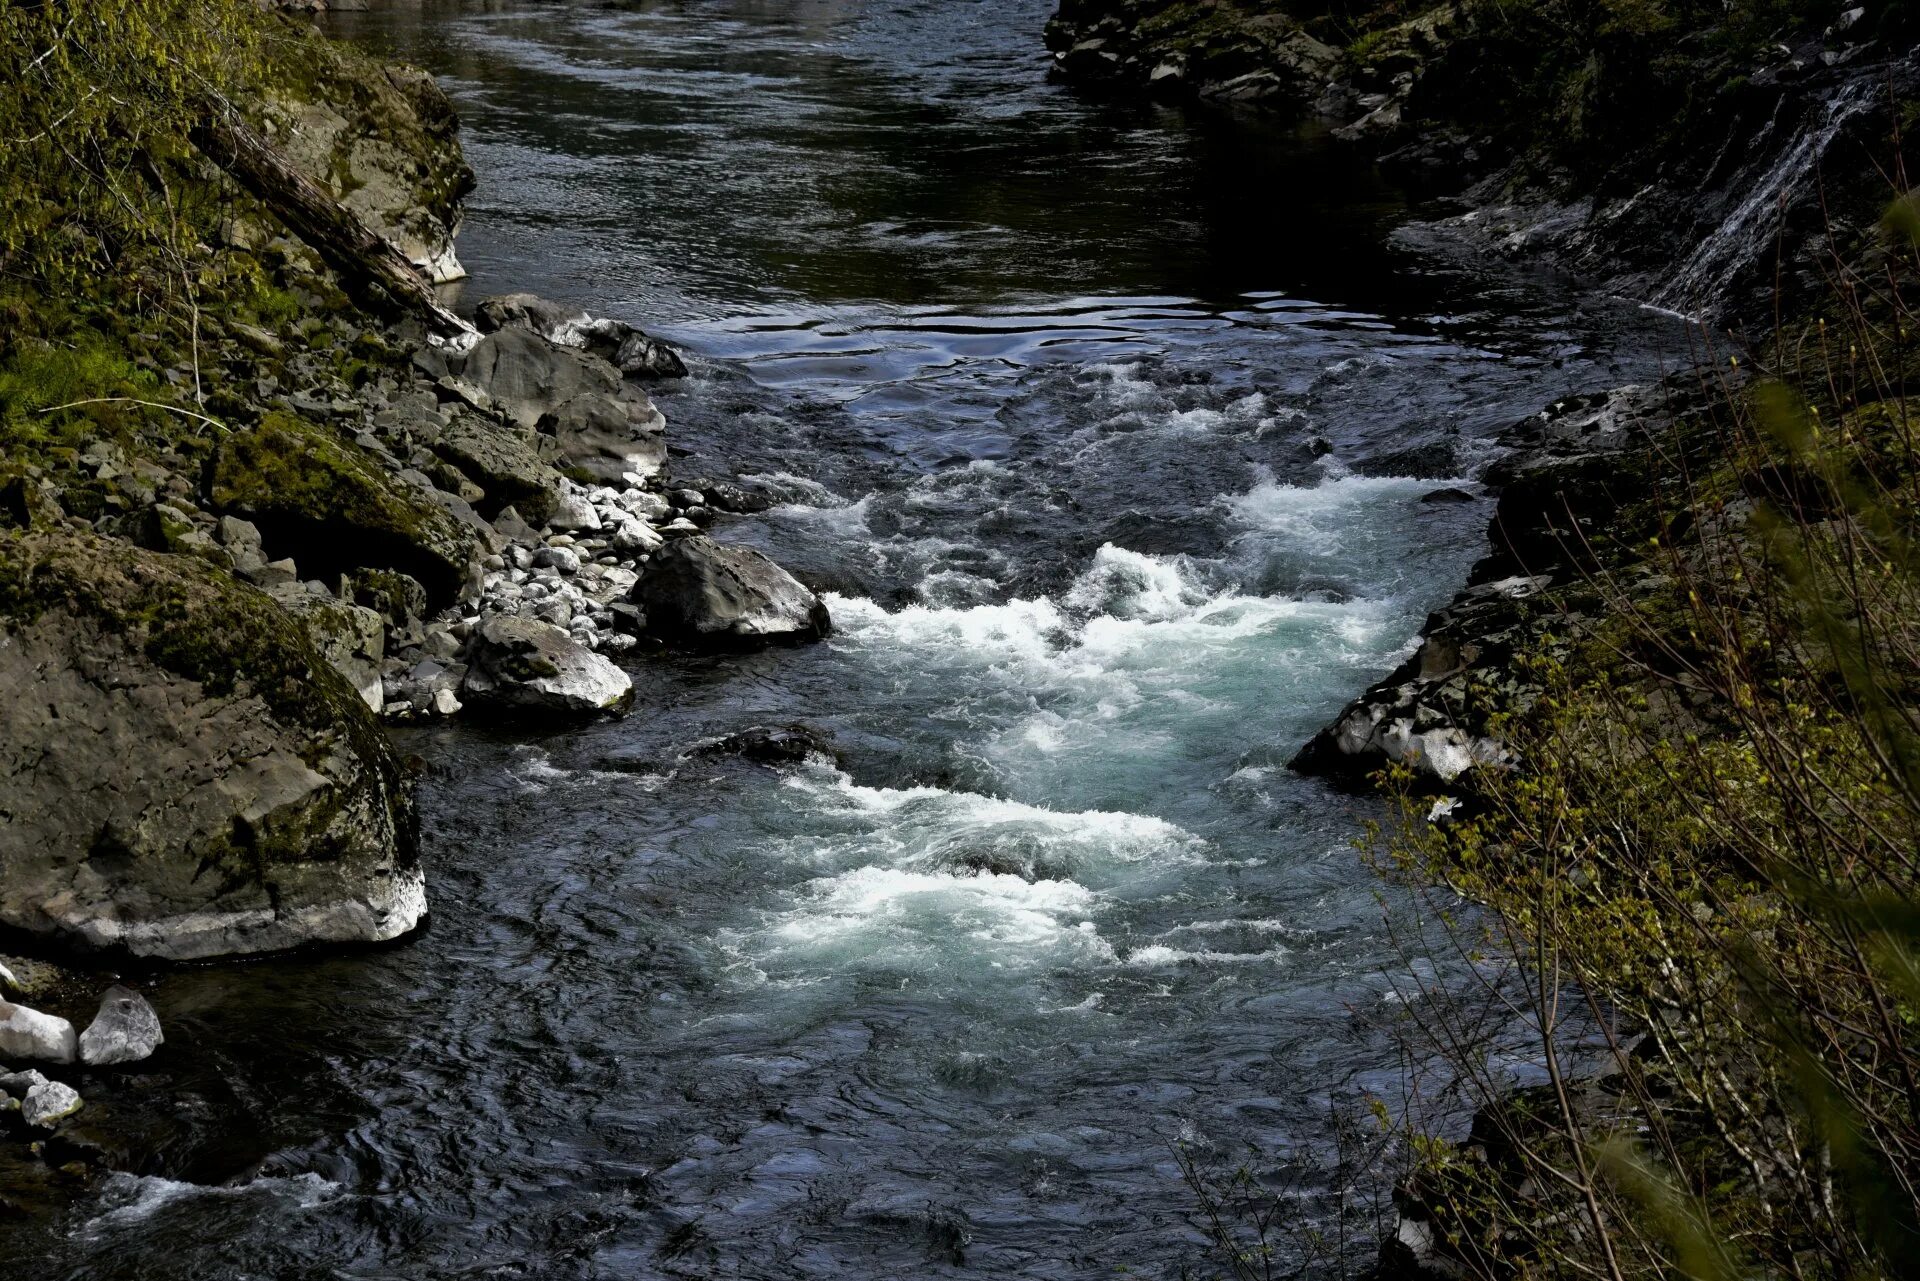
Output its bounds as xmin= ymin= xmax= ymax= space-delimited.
xmin=208 ymin=410 xmax=480 ymax=608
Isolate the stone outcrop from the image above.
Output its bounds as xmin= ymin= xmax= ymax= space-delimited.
xmin=1291 ymin=384 xmax=1685 ymax=788
xmin=635 ymin=535 xmax=832 ymax=650
xmin=461 ymin=614 xmax=635 ymax=718
xmin=264 ymin=36 xmax=476 ymax=282
xmin=0 ymin=532 xmax=425 ymax=960
xmin=1045 ymin=0 xmax=1338 ymax=106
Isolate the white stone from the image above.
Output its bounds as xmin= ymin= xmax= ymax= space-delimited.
xmin=79 ymin=986 xmax=164 ymax=1066
xmin=22 ymin=1077 xmax=83 ymax=1127
xmin=0 ymin=1001 xmax=76 ymax=1064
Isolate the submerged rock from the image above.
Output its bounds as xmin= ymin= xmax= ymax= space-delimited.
xmin=685 ymin=724 xmax=840 ymax=767
xmin=0 ymin=1002 xmax=77 ymax=1065
xmin=462 ymin=615 xmax=634 ymax=718
xmin=634 ymin=536 xmax=831 ymax=650
xmin=0 ymin=532 xmax=425 ymax=960
xmin=78 ymin=986 xmax=164 ymax=1067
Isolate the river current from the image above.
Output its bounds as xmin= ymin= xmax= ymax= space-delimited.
xmin=14 ymin=2 xmax=1680 ymax=1276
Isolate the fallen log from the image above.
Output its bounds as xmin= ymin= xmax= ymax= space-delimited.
xmin=191 ymin=105 xmax=472 ymax=340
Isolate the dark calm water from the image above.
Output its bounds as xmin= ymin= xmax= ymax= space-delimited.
xmin=8 ymin=2 xmax=1680 ymax=1276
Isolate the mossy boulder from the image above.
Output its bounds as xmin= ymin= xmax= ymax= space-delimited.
xmin=0 ymin=530 xmax=425 ymax=960
xmin=263 ymin=31 xmax=475 ymax=282
xmin=209 ymin=411 xmax=481 ymax=609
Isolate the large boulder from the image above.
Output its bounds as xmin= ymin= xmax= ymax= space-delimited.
xmin=78 ymin=986 xmax=164 ymax=1067
xmin=209 ymin=412 xmax=482 ymax=611
xmin=266 ymin=44 xmax=475 ymax=282
xmin=458 ymin=328 xmax=622 ymax=431
xmin=461 ymin=615 xmax=634 ymax=719
xmin=635 ymin=536 xmax=831 ymax=650
xmin=431 ymin=415 xmax=562 ymax=523
xmin=0 ymin=1003 xmax=77 ymax=1064
xmin=0 ymin=532 xmax=426 ymax=960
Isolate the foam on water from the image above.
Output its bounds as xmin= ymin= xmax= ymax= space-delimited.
xmin=78 ymin=1172 xmax=341 ymax=1240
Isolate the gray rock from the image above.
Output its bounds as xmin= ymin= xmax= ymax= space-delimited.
xmin=538 ymin=392 xmax=668 ymax=485
xmin=270 ymin=60 xmax=473 ymax=282
xmin=548 ymin=489 xmax=603 ymax=533
xmin=612 ymin=330 xmax=688 ymax=380
xmin=459 ymin=328 xmax=622 ymax=431
xmin=22 ymin=1077 xmax=83 ymax=1128
xmin=0 ymin=533 xmax=424 ymax=960
xmin=533 ymin=545 xmax=581 ymax=575
xmin=0 ymin=1002 xmax=77 ymax=1064
xmin=278 ymin=594 xmax=386 ymax=712
xmin=79 ymin=986 xmax=164 ymax=1066
xmin=461 ymin=615 xmax=634 ymax=719
xmin=635 ymin=536 xmax=831 ymax=650
xmin=611 ymin=519 xmax=663 ymax=555
xmin=476 ymin=292 xmax=687 ymax=380
xmin=433 ymin=417 xmax=562 ymax=524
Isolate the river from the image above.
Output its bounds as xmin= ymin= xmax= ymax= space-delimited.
xmin=16 ymin=1 xmax=1678 ymax=1276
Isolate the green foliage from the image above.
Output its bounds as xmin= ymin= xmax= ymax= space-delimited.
xmin=1371 ymin=224 xmax=1920 ymax=1278
xmin=0 ymin=0 xmax=276 ymax=289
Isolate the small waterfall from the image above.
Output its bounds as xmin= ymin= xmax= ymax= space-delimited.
xmin=1653 ymin=79 xmax=1878 ymax=318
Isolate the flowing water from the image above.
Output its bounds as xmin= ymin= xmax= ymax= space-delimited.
xmin=11 ymin=2 xmax=1683 ymax=1276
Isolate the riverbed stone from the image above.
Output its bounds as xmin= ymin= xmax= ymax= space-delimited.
xmin=0 ymin=1002 xmax=77 ymax=1065
xmin=461 ymin=615 xmax=634 ymax=718
xmin=21 ymin=1077 xmax=82 ymax=1128
xmin=78 ymin=986 xmax=165 ymax=1067
xmin=634 ymin=535 xmax=831 ymax=649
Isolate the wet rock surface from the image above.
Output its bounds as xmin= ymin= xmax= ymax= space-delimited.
xmin=1291 ymin=383 xmax=1692 ymax=788
xmin=460 ymin=615 xmax=636 ymax=718
xmin=635 ymin=534 xmax=832 ymax=650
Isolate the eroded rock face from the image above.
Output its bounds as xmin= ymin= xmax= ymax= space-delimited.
xmin=461 ymin=615 xmax=635 ymax=718
xmin=0 ymin=532 xmax=425 ymax=960
xmin=635 ymin=536 xmax=831 ymax=650
xmin=266 ymin=46 xmax=476 ymax=282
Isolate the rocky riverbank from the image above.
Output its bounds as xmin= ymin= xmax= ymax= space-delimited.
xmin=0 ymin=3 xmax=832 ymax=1208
